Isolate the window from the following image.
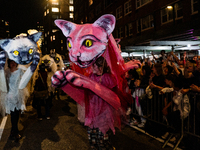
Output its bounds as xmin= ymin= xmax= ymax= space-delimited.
xmin=161 ymin=7 xmax=173 ymax=23
xmin=61 ymin=47 xmax=63 ymax=51
xmin=125 ymin=23 xmax=133 ymax=37
xmin=95 ymin=3 xmax=101 ymax=15
xmin=5 ymin=21 xmax=9 ymax=26
xmin=69 ymin=6 xmax=74 ymax=11
xmin=53 ymin=35 xmax=56 ymax=40
xmin=61 ymin=40 xmax=63 ymax=43
xmin=137 ymin=15 xmax=154 ymax=32
xmin=69 ymin=0 xmax=73 ymax=4
xmin=89 ymin=0 xmax=93 ymax=6
xmin=45 ymin=33 xmax=47 ymax=37
xmin=136 ymin=0 xmax=152 ymax=8
xmin=47 ymin=9 xmax=49 ymax=14
xmin=52 ymin=0 xmax=59 ymax=5
xmin=174 ymin=1 xmax=183 ymax=19
xmin=124 ymin=1 xmax=132 ymax=15
xmin=69 ymin=13 xmax=74 ymax=18
xmin=52 ymin=15 xmax=59 ymax=19
xmin=116 ymin=6 xmax=122 ymax=20
xmin=52 ymin=29 xmax=58 ymax=33
xmin=52 ymin=7 xmax=59 ymax=12
xmin=117 ymin=27 xmax=123 ymax=39
xmin=105 ymin=0 xmax=113 ymax=8
xmin=191 ymin=0 xmax=198 ymax=14
xmin=89 ymin=11 xmax=94 ymax=21
xmin=44 ymin=11 xmax=47 ymax=16
xmin=50 ymin=36 xmax=52 ymax=41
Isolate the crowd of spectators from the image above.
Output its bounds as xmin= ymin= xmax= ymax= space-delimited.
xmin=125 ymin=50 xmax=200 ymax=142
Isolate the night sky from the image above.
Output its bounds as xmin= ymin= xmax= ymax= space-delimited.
xmin=0 ymin=0 xmax=43 ymax=38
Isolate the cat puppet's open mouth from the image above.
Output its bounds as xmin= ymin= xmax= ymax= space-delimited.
xmin=76 ymin=51 xmax=104 ymax=68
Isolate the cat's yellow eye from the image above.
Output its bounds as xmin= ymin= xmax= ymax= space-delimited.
xmin=48 ymin=61 xmax=51 ymax=64
xmin=29 ymin=49 xmax=33 ymax=54
xmin=42 ymin=61 xmax=44 ymax=63
xmin=85 ymin=39 xmax=93 ymax=47
xmin=13 ymin=50 xmax=19 ymax=56
xmin=68 ymin=41 xmax=72 ymax=48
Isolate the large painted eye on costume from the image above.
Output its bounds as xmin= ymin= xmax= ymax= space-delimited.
xmin=84 ymin=39 xmax=93 ymax=47
xmin=29 ymin=49 xmax=33 ymax=54
xmin=42 ymin=60 xmax=44 ymax=63
xmin=48 ymin=60 xmax=51 ymax=64
xmin=55 ymin=57 xmax=60 ymax=63
xmin=67 ymin=41 xmax=72 ymax=48
xmin=13 ymin=50 xmax=19 ymax=56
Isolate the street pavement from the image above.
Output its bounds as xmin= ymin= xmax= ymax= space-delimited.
xmin=0 ymin=94 xmax=178 ymax=150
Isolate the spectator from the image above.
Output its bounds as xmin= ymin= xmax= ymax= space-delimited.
xmin=152 ymin=50 xmax=167 ymax=63
xmin=140 ymin=65 xmax=151 ymax=88
xmin=163 ymin=65 xmax=174 ymax=76
xmin=182 ymin=59 xmax=200 ymax=135
xmin=131 ymin=79 xmax=146 ymax=127
xmin=161 ymin=74 xmax=190 ymax=142
xmin=126 ymin=69 xmax=139 ymax=94
xmin=149 ymin=63 xmax=165 ymax=90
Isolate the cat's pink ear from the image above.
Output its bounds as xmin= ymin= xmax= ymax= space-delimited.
xmin=93 ymin=14 xmax=116 ymax=36
xmin=54 ymin=19 xmax=76 ymax=37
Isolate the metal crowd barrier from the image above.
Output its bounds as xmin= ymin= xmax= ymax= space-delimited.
xmin=129 ymin=87 xmax=200 ymax=149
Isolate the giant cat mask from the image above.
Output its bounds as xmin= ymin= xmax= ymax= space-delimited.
xmin=0 ymin=32 xmax=42 ymax=90
xmin=55 ymin=14 xmax=115 ymax=68
xmin=0 ymin=32 xmax=42 ymax=65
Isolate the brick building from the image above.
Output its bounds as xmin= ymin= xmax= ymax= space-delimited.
xmin=0 ymin=19 xmax=10 ymax=39
xmin=73 ymin=0 xmax=200 ymax=51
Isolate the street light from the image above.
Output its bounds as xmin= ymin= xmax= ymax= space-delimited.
xmin=167 ymin=6 xmax=173 ymax=9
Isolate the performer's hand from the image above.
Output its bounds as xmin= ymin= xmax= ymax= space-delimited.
xmin=51 ymin=70 xmax=68 ymax=88
xmin=0 ymin=51 xmax=6 ymax=70
xmin=125 ymin=59 xmax=141 ymax=71
xmin=64 ymin=70 xmax=88 ymax=88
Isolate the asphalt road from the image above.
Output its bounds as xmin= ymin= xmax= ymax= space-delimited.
xmin=0 ymin=94 xmax=178 ymax=150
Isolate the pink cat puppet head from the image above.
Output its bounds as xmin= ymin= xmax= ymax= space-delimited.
xmin=55 ymin=14 xmax=115 ymax=68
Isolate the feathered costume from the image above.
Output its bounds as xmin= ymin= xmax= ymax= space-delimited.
xmin=49 ymin=50 xmax=64 ymax=71
xmin=40 ymin=54 xmax=57 ymax=93
xmin=51 ymin=14 xmax=140 ymax=134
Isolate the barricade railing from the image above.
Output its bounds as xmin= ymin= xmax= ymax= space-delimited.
xmin=129 ymin=86 xmax=200 ymax=149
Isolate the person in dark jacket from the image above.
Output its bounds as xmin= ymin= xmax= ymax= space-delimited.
xmin=33 ymin=63 xmax=51 ymax=120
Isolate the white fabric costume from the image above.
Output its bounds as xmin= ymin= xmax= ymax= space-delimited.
xmin=0 ymin=68 xmax=29 ymax=116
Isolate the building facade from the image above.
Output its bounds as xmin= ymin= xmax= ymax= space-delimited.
xmin=0 ymin=19 xmax=10 ymax=39
xmin=43 ymin=0 xmax=74 ymax=59
xmin=73 ymin=0 xmax=200 ymax=50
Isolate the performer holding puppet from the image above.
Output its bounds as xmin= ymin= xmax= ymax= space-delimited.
xmin=51 ymin=14 xmax=140 ymax=149
xmin=0 ymin=32 xmax=41 ymax=142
